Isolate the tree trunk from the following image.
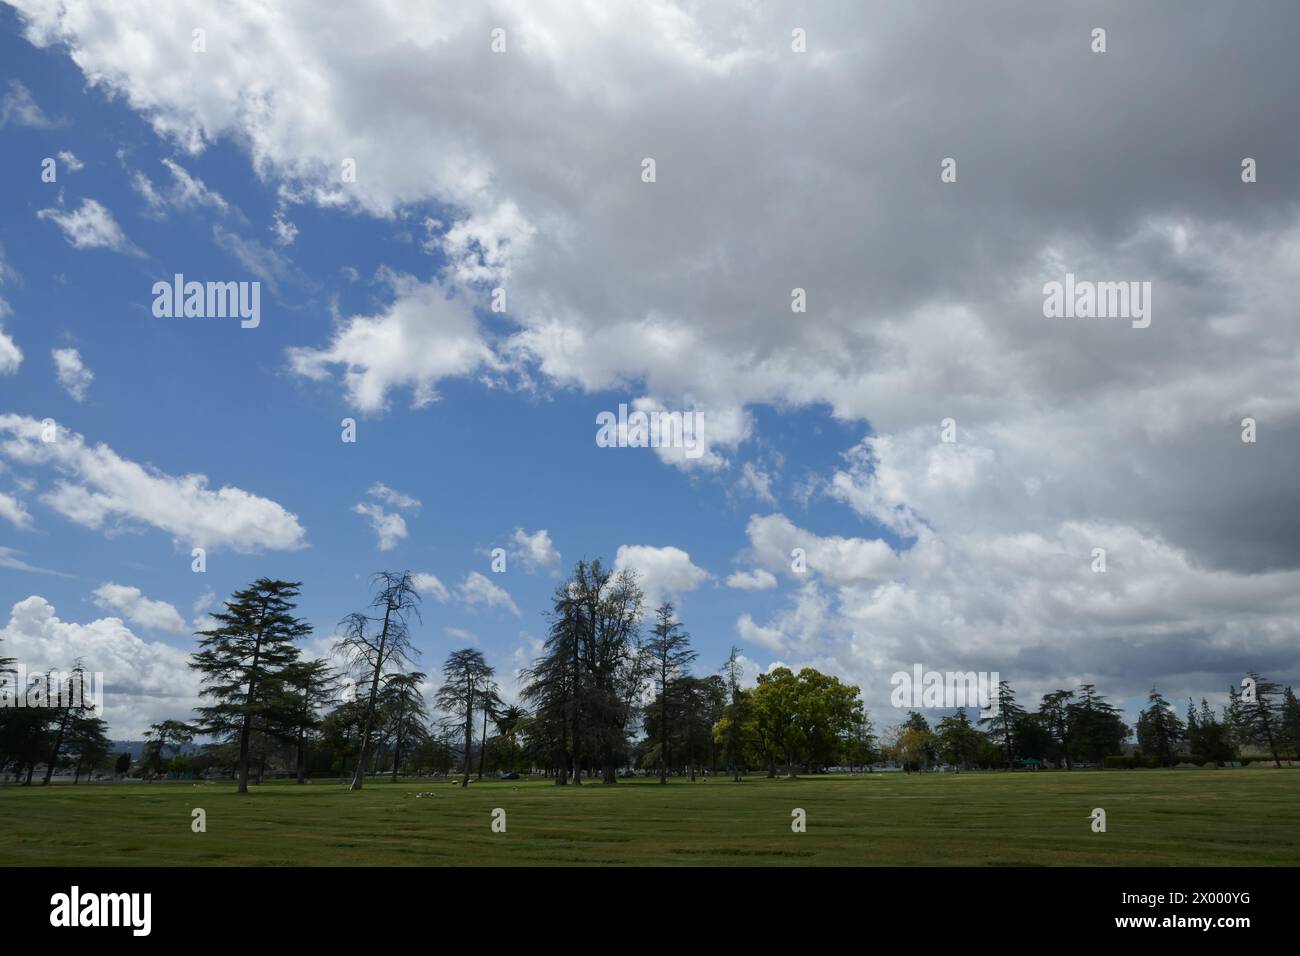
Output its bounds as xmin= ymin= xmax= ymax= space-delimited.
xmin=296 ymin=726 xmax=307 ymax=784
xmin=461 ymin=683 xmax=474 ymax=788
xmin=477 ymin=705 xmax=488 ymax=779
xmin=351 ymin=601 xmax=394 ymax=791
xmin=43 ymin=707 xmax=72 ymax=785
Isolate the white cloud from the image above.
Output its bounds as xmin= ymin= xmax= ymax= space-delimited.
xmin=0 ymin=414 xmax=306 ymax=552
xmin=56 ymin=149 xmax=83 ymax=172
xmin=354 ymin=482 xmax=420 ymax=550
xmin=288 ymin=272 xmax=494 ymax=413
xmin=0 ymin=249 xmax=20 ymax=375
xmin=0 ymin=328 xmax=19 ymax=375
xmin=0 ymin=492 xmax=33 ymax=529
xmin=0 ymin=547 xmax=69 ymax=577
xmin=736 ymin=461 xmax=776 ymax=505
xmin=0 ymin=79 xmax=56 ymax=128
xmin=509 ymin=527 xmax=559 ymax=573
xmin=37 ymin=199 xmax=137 ymax=254
xmin=367 ymin=482 xmax=420 ymax=512
xmin=13 ymin=0 xmax=1300 ymax=705
xmin=736 ymin=612 xmax=785 ymax=653
xmin=52 ymin=347 xmax=93 ymax=401
xmin=353 ymin=501 xmax=407 ymax=551
xmin=726 ymin=568 xmax=776 ymax=591
xmin=0 ymin=595 xmax=201 ymax=737
xmin=212 ymin=224 xmax=294 ymax=293
xmin=132 ymin=158 xmax=229 ymax=215
xmin=445 ymin=626 xmax=479 ymax=646
xmin=613 ymin=544 xmax=711 ymax=608
xmin=459 ymin=571 xmax=520 ymax=617
xmin=92 ymin=582 xmax=187 ymax=634
xmin=411 ymin=572 xmax=450 ymax=602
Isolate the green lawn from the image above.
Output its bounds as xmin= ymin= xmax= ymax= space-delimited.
xmin=3 ymin=769 xmax=1298 ymax=866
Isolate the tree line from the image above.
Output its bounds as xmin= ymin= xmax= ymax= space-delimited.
xmin=3 ymin=563 xmax=1299 ymax=784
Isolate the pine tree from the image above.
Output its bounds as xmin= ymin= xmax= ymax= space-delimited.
xmin=646 ymin=602 xmax=696 ymax=784
xmin=190 ymin=579 xmax=311 ymax=794
xmin=979 ymin=680 xmax=1025 ymax=768
xmin=1136 ymin=688 xmax=1185 ymax=766
xmin=1239 ymin=672 xmax=1284 ymax=766
xmin=436 ymin=648 xmax=494 ymax=787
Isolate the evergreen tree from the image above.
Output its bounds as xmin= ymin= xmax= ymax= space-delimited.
xmin=1238 ymin=672 xmax=1285 ymax=766
xmin=979 ymin=680 xmax=1026 ymax=768
xmin=435 ymin=648 xmax=495 ymax=788
xmin=1066 ymin=684 xmax=1129 ymax=764
xmin=646 ymin=602 xmax=696 ymax=783
xmin=190 ymin=579 xmax=311 ymax=793
xmin=1136 ymin=688 xmax=1185 ymax=766
xmin=1037 ymin=689 xmax=1074 ymax=768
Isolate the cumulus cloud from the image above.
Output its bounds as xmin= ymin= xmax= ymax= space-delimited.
xmin=1 ymin=595 xmax=201 ymax=737
xmin=12 ymin=0 xmax=1300 ymax=704
xmin=459 ymin=571 xmax=520 ymax=617
xmin=726 ymin=568 xmax=776 ymax=591
xmin=91 ymin=582 xmax=187 ymax=633
xmin=52 ymin=347 xmax=93 ymax=401
xmin=56 ymin=149 xmax=83 ymax=172
xmin=613 ymin=544 xmax=711 ymax=608
xmin=508 ymin=527 xmax=559 ymax=573
xmin=353 ymin=502 xmax=407 ymax=551
xmin=288 ymin=272 xmax=494 ymax=413
xmin=353 ymin=482 xmax=420 ymax=550
xmin=37 ymin=198 xmax=138 ymax=254
xmin=0 ymin=414 xmax=306 ymax=552
xmin=411 ymin=572 xmax=450 ymax=602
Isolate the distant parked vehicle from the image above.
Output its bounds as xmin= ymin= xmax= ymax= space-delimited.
xmin=501 ymin=772 xmax=520 ymax=780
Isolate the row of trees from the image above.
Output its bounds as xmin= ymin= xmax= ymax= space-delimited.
xmin=5 ymin=564 xmax=1300 ymax=784
xmin=0 ymin=657 xmax=111 ymax=785
xmin=1135 ymin=678 xmax=1300 ymax=767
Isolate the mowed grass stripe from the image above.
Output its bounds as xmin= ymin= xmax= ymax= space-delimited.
xmin=2 ymin=770 xmax=1297 ymax=866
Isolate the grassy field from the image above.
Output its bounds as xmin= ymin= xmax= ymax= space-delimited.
xmin=2 ymin=769 xmax=1298 ymax=866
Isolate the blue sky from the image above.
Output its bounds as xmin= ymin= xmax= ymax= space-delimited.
xmin=3 ymin=2 xmax=1299 ymax=738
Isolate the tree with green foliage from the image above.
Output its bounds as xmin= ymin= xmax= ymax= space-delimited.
xmin=190 ymin=578 xmax=312 ymax=793
xmin=936 ymin=708 xmax=982 ymax=770
xmin=1067 ymin=684 xmax=1129 ymax=763
xmin=646 ymin=602 xmax=696 ymax=783
xmin=1237 ymin=672 xmax=1285 ymax=766
xmin=979 ymin=681 xmax=1026 ymax=768
xmin=436 ymin=648 xmax=494 ymax=787
xmin=719 ymin=646 xmax=749 ymax=780
xmin=1037 ymin=690 xmax=1074 ymax=769
xmin=68 ymin=716 xmax=111 ymax=783
xmin=43 ymin=662 xmax=96 ymax=785
xmin=380 ymin=671 xmax=429 ymax=780
xmin=143 ymin=719 xmax=198 ymax=776
xmin=279 ymin=658 xmax=340 ymax=784
xmin=1136 ymin=688 xmax=1185 ymax=766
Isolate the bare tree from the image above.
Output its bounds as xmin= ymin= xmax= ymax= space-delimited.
xmin=334 ymin=571 xmax=421 ymax=791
